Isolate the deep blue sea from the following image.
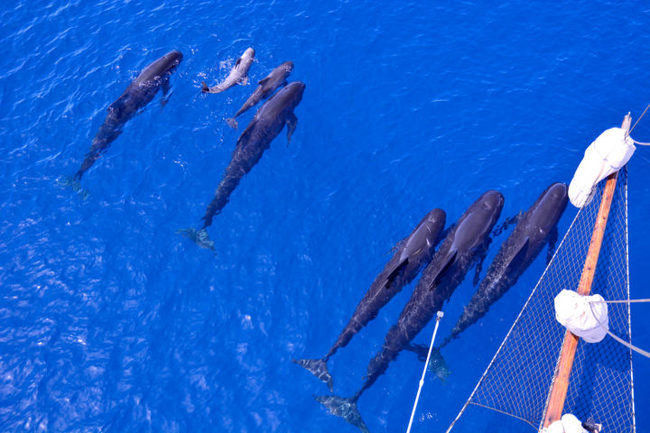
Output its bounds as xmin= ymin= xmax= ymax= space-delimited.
xmin=1 ymin=1 xmax=649 ymax=432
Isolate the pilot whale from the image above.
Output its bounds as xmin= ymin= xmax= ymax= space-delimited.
xmin=180 ymin=81 xmax=305 ymax=251
xmin=315 ymin=191 xmax=504 ymax=433
xmin=226 ymin=61 xmax=294 ymax=128
xmin=69 ymin=50 xmax=183 ymax=182
xmin=201 ymin=47 xmax=255 ymax=94
xmin=440 ymin=182 xmax=568 ymax=347
xmin=294 ymin=208 xmax=446 ymax=391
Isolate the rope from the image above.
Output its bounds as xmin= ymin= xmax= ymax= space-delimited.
xmin=406 ymin=311 xmax=444 ymax=433
xmin=629 ymin=104 xmax=650 ymax=133
xmin=585 ymin=300 xmax=650 ymax=359
xmin=626 ymin=103 xmax=650 ymax=144
xmin=591 ymin=298 xmax=650 ymax=304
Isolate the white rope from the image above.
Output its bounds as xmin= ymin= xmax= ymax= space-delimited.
xmin=406 ymin=311 xmax=444 ymax=433
xmin=625 ymin=173 xmax=637 ymax=433
xmin=585 ymin=300 xmax=650 ymax=359
xmin=607 ymin=331 xmax=650 ymax=358
xmin=589 ymin=298 xmax=650 ymax=304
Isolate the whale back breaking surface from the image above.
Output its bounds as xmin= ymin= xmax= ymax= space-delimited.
xmin=445 ymin=183 xmax=568 ymax=344
xmin=133 ymin=50 xmax=183 ymax=86
xmin=293 ymin=208 xmax=445 ymax=392
xmin=73 ymin=51 xmax=183 ymax=180
xmin=200 ymin=82 xmax=305 ymax=228
xmin=360 ymin=191 xmax=504 ymax=395
xmin=232 ymin=61 xmax=294 ymax=120
xmin=330 ymin=208 xmax=446 ymax=354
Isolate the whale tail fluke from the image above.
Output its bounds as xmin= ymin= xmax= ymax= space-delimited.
xmin=292 ymin=358 xmax=333 ymax=391
xmin=177 ymin=227 xmax=216 ymax=253
xmin=226 ymin=118 xmax=239 ymax=129
xmin=201 ymin=82 xmax=224 ymax=94
xmin=314 ymin=395 xmax=369 ymax=433
xmin=427 ymin=347 xmax=452 ymax=382
xmin=56 ymin=175 xmax=90 ymax=200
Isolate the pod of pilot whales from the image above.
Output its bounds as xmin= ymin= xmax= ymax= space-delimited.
xmin=63 ymin=47 xmax=571 ymax=433
xmin=63 ymin=48 xmax=303 ymax=250
xmin=294 ymin=184 xmax=569 ymax=432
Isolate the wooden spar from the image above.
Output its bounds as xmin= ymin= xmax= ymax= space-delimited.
xmin=542 ymin=113 xmax=632 ymax=429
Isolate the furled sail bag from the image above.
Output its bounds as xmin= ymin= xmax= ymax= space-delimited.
xmin=554 ymin=289 xmax=609 ymax=343
xmin=568 ymin=127 xmax=635 ymax=208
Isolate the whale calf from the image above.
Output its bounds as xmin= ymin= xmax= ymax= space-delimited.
xmin=70 ymin=50 xmax=183 ymax=182
xmin=315 ymin=191 xmax=504 ymax=432
xmin=294 ymin=208 xmax=446 ymax=391
xmin=201 ymin=47 xmax=255 ymax=94
xmin=440 ymin=182 xmax=568 ymax=347
xmin=180 ymin=81 xmax=306 ymax=251
xmin=227 ymin=61 xmax=294 ymax=128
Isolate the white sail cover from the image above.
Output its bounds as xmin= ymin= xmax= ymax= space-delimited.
xmin=554 ymin=289 xmax=609 ymax=343
xmin=568 ymin=127 xmax=635 ymax=208
xmin=544 ymin=414 xmax=588 ymax=433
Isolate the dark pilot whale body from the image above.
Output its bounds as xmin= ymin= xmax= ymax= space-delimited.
xmin=179 ymin=81 xmax=306 ymax=251
xmin=227 ymin=61 xmax=294 ymax=129
xmin=294 ymin=208 xmax=446 ymax=391
xmin=71 ymin=50 xmax=183 ymax=182
xmin=316 ymin=190 xmax=504 ymax=433
xmin=440 ymin=182 xmax=568 ymax=347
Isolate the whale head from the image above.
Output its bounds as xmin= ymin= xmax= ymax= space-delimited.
xmin=242 ymin=47 xmax=255 ymax=61
xmin=279 ymin=61 xmax=294 ymax=73
xmin=529 ymin=182 xmax=568 ymax=230
xmin=279 ymin=81 xmax=306 ymax=109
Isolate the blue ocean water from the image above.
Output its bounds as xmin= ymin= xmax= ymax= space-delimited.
xmin=1 ymin=0 xmax=649 ymax=432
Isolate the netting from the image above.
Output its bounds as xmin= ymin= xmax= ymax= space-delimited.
xmin=447 ymin=167 xmax=635 ymax=433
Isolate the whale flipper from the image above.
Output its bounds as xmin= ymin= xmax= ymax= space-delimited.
xmin=404 ymin=343 xmax=428 ymax=361
xmin=293 ymin=358 xmax=333 ymax=391
xmin=547 ymin=226 xmax=558 ymax=264
xmin=314 ymin=395 xmax=369 ymax=433
xmin=286 ymin=111 xmax=297 ymax=145
xmin=177 ymin=228 xmax=215 ymax=253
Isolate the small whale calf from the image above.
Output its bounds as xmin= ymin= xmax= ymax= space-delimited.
xmin=201 ymin=47 xmax=255 ymax=94
xmin=180 ymin=81 xmax=306 ymax=251
xmin=440 ymin=182 xmax=568 ymax=347
xmin=316 ymin=191 xmax=504 ymax=433
xmin=294 ymin=208 xmax=446 ymax=391
xmin=70 ymin=50 xmax=183 ymax=182
xmin=227 ymin=61 xmax=294 ymax=128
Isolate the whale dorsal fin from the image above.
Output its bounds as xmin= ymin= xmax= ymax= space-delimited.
xmin=258 ymin=77 xmax=270 ymax=86
xmin=505 ymin=238 xmax=530 ymax=275
xmin=430 ymin=250 xmax=457 ymax=288
xmin=384 ymin=257 xmax=408 ymax=286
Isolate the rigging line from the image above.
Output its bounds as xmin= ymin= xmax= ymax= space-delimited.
xmin=467 ymin=402 xmax=538 ymax=431
xmin=586 ymin=302 xmax=650 ymax=359
xmin=630 ymin=104 xmax=650 ymax=133
xmin=589 ymin=298 xmax=650 ymax=304
xmin=406 ymin=311 xmax=444 ymax=433
xmin=629 ymin=138 xmax=650 ymax=146
xmin=607 ymin=331 xmax=650 ymax=359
